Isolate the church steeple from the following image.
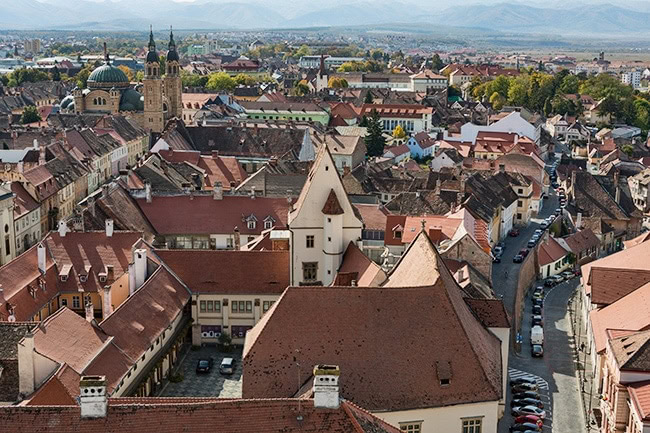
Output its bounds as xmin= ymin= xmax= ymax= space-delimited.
xmin=146 ymin=25 xmax=159 ymax=65
xmin=167 ymin=25 xmax=179 ymax=63
xmin=103 ymin=42 xmax=110 ymax=64
xmin=148 ymin=25 xmax=156 ymax=52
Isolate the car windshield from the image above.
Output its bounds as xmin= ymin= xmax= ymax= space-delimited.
xmin=199 ymin=360 xmax=209 ymax=367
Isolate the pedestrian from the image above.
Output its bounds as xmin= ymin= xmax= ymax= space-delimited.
xmin=504 ymin=271 xmax=508 ymax=278
xmin=580 ymin=342 xmax=585 ymax=352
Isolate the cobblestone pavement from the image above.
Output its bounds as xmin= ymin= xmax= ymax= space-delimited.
xmin=160 ymin=345 xmax=242 ymax=398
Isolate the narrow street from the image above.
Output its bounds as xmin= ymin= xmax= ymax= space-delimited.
xmin=494 ymin=190 xmax=586 ymax=433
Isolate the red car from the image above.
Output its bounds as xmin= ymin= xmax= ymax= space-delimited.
xmin=509 ymin=228 xmax=520 ymax=237
xmin=514 ymin=414 xmax=543 ymax=427
xmin=519 ymin=248 xmax=529 ymax=258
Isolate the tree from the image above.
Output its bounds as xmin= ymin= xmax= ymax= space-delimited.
xmin=135 ymin=71 xmax=144 ymax=82
xmin=358 ymin=115 xmax=369 ymax=127
xmin=181 ymin=72 xmax=209 ymax=88
xmin=559 ymin=74 xmax=580 ymax=94
xmin=117 ymin=65 xmax=134 ymax=82
xmin=294 ymin=81 xmax=310 ymax=96
xmin=0 ymin=74 xmax=8 ymax=86
xmin=621 ymin=144 xmax=635 ymax=157
xmin=6 ymin=67 xmax=49 ymax=87
xmin=364 ymin=110 xmax=386 ymax=157
xmin=206 ymin=72 xmax=235 ymax=91
xmin=392 ymin=124 xmax=406 ymax=139
xmin=447 ymin=85 xmax=462 ymax=98
xmin=328 ymin=77 xmax=348 ymax=88
xmin=21 ymin=105 xmax=41 ymax=124
xmin=364 ymin=91 xmax=374 ymax=104
xmin=489 ymin=92 xmax=505 ymax=111
xmin=234 ymin=73 xmax=256 ymax=86
xmin=50 ymin=67 xmax=61 ymax=82
xmin=430 ymin=53 xmax=444 ymax=72
xmin=543 ymin=97 xmax=553 ymax=117
xmin=507 ymin=78 xmax=528 ymax=107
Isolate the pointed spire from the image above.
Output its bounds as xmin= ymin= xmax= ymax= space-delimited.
xmin=103 ymin=42 xmax=109 ymax=63
xmin=299 ymin=130 xmax=315 ymax=162
xmin=169 ymin=25 xmax=175 ymax=50
xmin=148 ymin=25 xmax=156 ymax=52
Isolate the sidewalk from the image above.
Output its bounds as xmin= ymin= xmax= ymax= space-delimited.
xmin=568 ymin=289 xmax=601 ymax=431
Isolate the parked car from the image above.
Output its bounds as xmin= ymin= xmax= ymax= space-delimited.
xmin=551 ymin=182 xmax=560 ymax=189
xmin=561 ymin=271 xmax=574 ymax=280
xmin=531 ymin=315 xmax=543 ymax=327
xmin=509 ymin=228 xmax=520 ymax=237
xmin=512 ymin=383 xmax=539 ymax=393
xmin=512 ymin=405 xmax=546 ymax=419
xmin=544 ymin=278 xmax=556 ymax=287
xmin=527 ymin=239 xmax=537 ymax=248
xmin=493 ymin=254 xmax=502 ymax=263
xmin=520 ymin=248 xmax=530 ymax=258
xmin=510 ymin=423 xmax=542 ymax=432
xmin=497 ymin=241 xmax=506 ymax=250
xmin=511 ymin=397 xmax=544 ymax=408
xmin=219 ymin=357 xmax=235 ymax=375
xmin=532 ymin=305 xmax=543 ymax=315
xmin=492 ymin=246 xmax=504 ymax=256
xmin=534 ymin=229 xmax=543 ymax=236
xmin=555 ymin=208 xmax=562 ymax=215
xmin=513 ymin=254 xmax=524 ymax=263
xmin=551 ymin=274 xmax=564 ymax=284
xmin=196 ymin=358 xmax=214 ymax=374
xmin=513 ymin=391 xmax=541 ymax=401
xmin=533 ymin=297 xmax=543 ymax=307
xmin=514 ymin=414 xmax=543 ymax=427
xmin=540 ymin=221 xmax=549 ymax=229
xmin=533 ymin=286 xmax=544 ymax=297
xmin=510 ymin=377 xmax=537 ymax=387
xmin=532 ymin=344 xmax=544 ymax=357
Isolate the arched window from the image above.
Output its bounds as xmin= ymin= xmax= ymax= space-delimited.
xmin=102 ymin=98 xmax=107 ymax=105
xmin=147 ymin=67 xmax=151 ymax=76
xmin=93 ymin=98 xmax=97 ymax=105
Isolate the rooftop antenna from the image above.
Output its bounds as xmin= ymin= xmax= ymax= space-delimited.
xmin=295 ymin=349 xmax=303 ymax=421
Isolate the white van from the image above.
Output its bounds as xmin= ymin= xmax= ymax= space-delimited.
xmin=530 ymin=325 xmax=544 ymax=346
xmin=219 ymin=357 xmax=235 ymax=375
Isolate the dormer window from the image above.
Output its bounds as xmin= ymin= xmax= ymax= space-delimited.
xmin=79 ymin=275 xmax=87 ymax=283
xmin=247 ymin=220 xmax=256 ymax=229
xmin=263 ymin=216 xmax=275 ymax=230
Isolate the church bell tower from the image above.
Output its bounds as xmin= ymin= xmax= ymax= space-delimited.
xmin=164 ymin=26 xmax=183 ymax=120
xmin=143 ymin=26 xmax=164 ymax=133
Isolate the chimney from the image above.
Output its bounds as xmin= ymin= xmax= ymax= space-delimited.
xmin=102 ymin=184 xmax=110 ymax=199
xmin=133 ymin=249 xmax=147 ymax=291
xmin=18 ymin=332 xmax=35 ymax=396
xmin=85 ymin=299 xmax=94 ymax=322
xmin=498 ymin=163 xmax=505 ymax=173
xmin=38 ymin=142 xmax=46 ymax=166
xmin=88 ymin=196 xmax=96 ymax=218
xmin=576 ymin=212 xmax=582 ymax=229
xmin=58 ymin=220 xmax=68 ymax=237
xmin=434 ymin=179 xmax=441 ymax=195
xmin=145 ymin=181 xmax=152 ymax=203
xmin=313 ymin=365 xmax=340 ymax=409
xmin=459 ymin=173 xmax=466 ymax=193
xmin=102 ymin=285 xmax=112 ymax=318
xmin=213 ymin=182 xmax=223 ymax=200
xmin=105 ymin=219 xmax=114 ymax=237
xmin=233 ymin=227 xmax=241 ymax=251
xmin=37 ymin=243 xmax=46 ymax=274
xmin=351 ymin=280 xmax=357 ymax=286
xmin=79 ymin=376 xmax=107 ymax=418
xmin=614 ymin=170 xmax=621 ymax=204
xmin=286 ymin=189 xmax=292 ymax=204
xmin=250 ymin=186 xmax=256 ymax=199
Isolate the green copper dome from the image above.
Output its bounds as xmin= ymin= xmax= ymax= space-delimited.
xmin=88 ymin=63 xmax=129 ymax=89
xmin=119 ymin=88 xmax=144 ymax=111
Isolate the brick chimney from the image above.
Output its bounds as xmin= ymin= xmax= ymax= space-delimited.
xmin=213 ymin=182 xmax=223 ymax=200
xmin=85 ymin=299 xmax=94 ymax=322
xmin=18 ymin=332 xmax=35 ymax=396
xmin=614 ymin=169 xmax=620 ymax=204
xmin=233 ymin=227 xmax=241 ymax=251
xmin=102 ymin=285 xmax=112 ymax=319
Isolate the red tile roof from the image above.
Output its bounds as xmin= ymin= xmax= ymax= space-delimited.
xmin=27 ymin=364 xmax=79 ymax=406
xmin=537 ymin=237 xmax=568 ymax=267
xmin=11 ymin=182 xmax=39 ymax=218
xmin=335 ymin=242 xmax=386 ymax=287
xmin=384 ymin=215 xmax=462 ymax=246
xmin=154 ymin=249 xmax=289 ymax=295
xmin=629 ymin=381 xmax=650 ymax=422
xmin=158 ymin=150 xmax=247 ymax=190
xmin=135 ymin=195 xmax=290 ymax=235
xmin=0 ymin=398 xmax=401 ymax=433
xmin=321 ymin=189 xmax=344 ymax=215
xmin=465 ymin=298 xmax=511 ymax=328
xmin=244 ymin=270 xmax=503 ymax=410
xmin=353 ymin=203 xmax=389 ymax=230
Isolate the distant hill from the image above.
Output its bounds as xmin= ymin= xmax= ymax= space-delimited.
xmin=1 ymin=0 xmax=649 ymax=36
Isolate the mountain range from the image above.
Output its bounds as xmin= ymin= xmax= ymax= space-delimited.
xmin=2 ymin=0 xmax=650 ymax=36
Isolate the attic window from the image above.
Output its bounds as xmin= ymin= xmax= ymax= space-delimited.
xmin=440 ymin=378 xmax=450 ymax=387
xmin=395 ymin=230 xmax=402 ymax=239
xmin=248 ymin=220 xmax=256 ymax=230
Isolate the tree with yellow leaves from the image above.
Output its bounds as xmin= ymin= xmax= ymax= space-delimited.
xmin=392 ymin=124 xmax=406 ymax=139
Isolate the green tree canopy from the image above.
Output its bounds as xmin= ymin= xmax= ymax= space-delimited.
xmin=21 ymin=105 xmax=41 ymax=124
xmin=234 ymin=73 xmax=256 ymax=86
xmin=6 ymin=68 xmax=49 ymax=87
xmin=365 ymin=110 xmax=386 ymax=157
xmin=328 ymin=77 xmax=349 ymax=88
xmin=206 ymin=72 xmax=235 ymax=91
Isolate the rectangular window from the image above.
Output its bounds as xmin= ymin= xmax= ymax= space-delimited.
xmin=462 ymin=418 xmax=482 ymax=433
xmin=238 ymin=301 xmax=245 ymax=312
xmin=214 ymin=301 xmax=221 ymax=312
xmin=306 ymin=235 xmax=315 ymax=248
xmin=232 ymin=301 xmax=238 ymax=313
xmin=207 ymin=300 xmax=214 ymax=311
xmin=200 ymin=300 xmax=206 ymax=312
xmin=246 ymin=301 xmax=252 ymax=312
xmin=264 ymin=220 xmax=273 ymax=229
xmin=517 ymin=200 xmax=523 ymax=207
xmin=72 ymin=296 xmax=80 ymax=309
xmin=226 ymin=237 xmax=234 ymax=249
xmin=61 ymin=298 xmax=67 ymax=307
xmin=399 ymin=422 xmax=422 ymax=433
xmin=303 ymin=262 xmax=318 ymax=282
xmin=263 ymin=300 xmax=275 ymax=312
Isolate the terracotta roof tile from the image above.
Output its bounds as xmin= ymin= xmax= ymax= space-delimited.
xmin=335 ymin=242 xmax=386 ymax=287
xmin=136 ymin=195 xmax=290 ymax=235
xmin=321 ymin=189 xmax=344 ymax=215
xmin=629 ymin=381 xmax=650 ymax=422
xmin=0 ymin=399 xmax=401 ymax=433
xmin=537 ymin=237 xmax=568 ymax=266
xmin=465 ymin=298 xmax=511 ymax=328
xmin=154 ymin=249 xmax=289 ymax=295
xmin=609 ymin=329 xmax=650 ymax=371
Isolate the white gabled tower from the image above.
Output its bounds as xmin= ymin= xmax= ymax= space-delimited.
xmin=288 ymin=145 xmax=362 ymax=286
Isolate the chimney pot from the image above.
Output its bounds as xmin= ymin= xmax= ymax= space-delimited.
xmin=105 ymin=219 xmax=114 ymax=237
xmin=313 ymin=365 xmax=340 ymax=409
xmin=79 ymin=375 xmax=107 ymax=418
